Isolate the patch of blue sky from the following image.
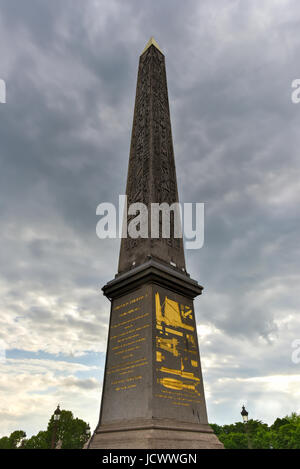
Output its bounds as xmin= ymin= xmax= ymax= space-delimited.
xmin=6 ymin=348 xmax=105 ymax=368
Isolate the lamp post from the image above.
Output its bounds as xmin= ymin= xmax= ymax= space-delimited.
xmin=83 ymin=423 xmax=91 ymax=449
xmin=241 ymin=405 xmax=252 ymax=449
xmin=241 ymin=405 xmax=248 ymax=423
xmin=51 ymin=405 xmax=61 ymax=449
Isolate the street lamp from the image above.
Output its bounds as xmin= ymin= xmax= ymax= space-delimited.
xmin=51 ymin=405 xmax=61 ymax=449
xmin=54 ymin=404 xmax=61 ymax=421
xmin=241 ymin=405 xmax=249 ymax=423
xmin=83 ymin=423 xmax=91 ymax=449
xmin=241 ymin=405 xmax=252 ymax=449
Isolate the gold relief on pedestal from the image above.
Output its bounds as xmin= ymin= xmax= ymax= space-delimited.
xmin=155 ymin=292 xmax=201 ymax=404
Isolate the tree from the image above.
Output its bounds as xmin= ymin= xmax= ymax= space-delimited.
xmin=0 ymin=430 xmax=26 ymax=449
xmin=219 ymin=432 xmax=248 ymax=449
xmin=211 ymin=413 xmax=300 ymax=449
xmin=271 ymin=417 xmax=289 ymax=431
xmin=271 ymin=423 xmax=300 ymax=449
xmin=46 ymin=409 xmax=90 ymax=449
xmin=210 ymin=423 xmax=223 ymax=436
xmin=23 ymin=431 xmax=49 ymax=449
xmin=0 ymin=437 xmax=10 ymax=449
xmin=0 ymin=409 xmax=90 ymax=449
xmin=221 ymin=422 xmax=245 ymax=434
xmin=251 ymin=428 xmax=271 ymax=449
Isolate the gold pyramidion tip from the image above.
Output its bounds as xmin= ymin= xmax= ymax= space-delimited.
xmin=142 ymin=37 xmax=163 ymax=55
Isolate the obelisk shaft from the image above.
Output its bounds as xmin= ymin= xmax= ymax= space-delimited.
xmin=118 ymin=41 xmax=186 ymax=274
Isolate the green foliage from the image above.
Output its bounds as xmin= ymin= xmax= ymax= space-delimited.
xmin=211 ymin=413 xmax=300 ymax=449
xmin=0 ymin=430 xmax=26 ymax=449
xmin=221 ymin=422 xmax=246 ymax=434
xmin=210 ymin=423 xmax=222 ymax=435
xmin=219 ymin=432 xmax=249 ymax=449
xmin=1 ymin=409 xmax=90 ymax=449
xmin=23 ymin=431 xmax=49 ymax=449
xmin=47 ymin=410 xmax=90 ymax=449
xmin=270 ymin=422 xmax=300 ymax=449
xmin=3 ymin=410 xmax=300 ymax=449
xmin=271 ymin=417 xmax=289 ymax=431
xmin=0 ymin=436 xmax=11 ymax=449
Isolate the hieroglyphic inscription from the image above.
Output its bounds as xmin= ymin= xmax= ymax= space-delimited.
xmin=118 ymin=44 xmax=185 ymax=273
xmin=154 ymin=290 xmax=202 ymax=410
xmin=104 ymin=293 xmax=150 ymax=394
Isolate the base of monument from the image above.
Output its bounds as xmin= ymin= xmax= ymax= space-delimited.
xmin=88 ymin=419 xmax=224 ymax=449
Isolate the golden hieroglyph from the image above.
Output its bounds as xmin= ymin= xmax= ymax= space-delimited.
xmin=155 ymin=293 xmax=194 ymax=331
xmin=156 ymin=336 xmax=179 ymax=357
xmin=158 ymin=377 xmax=200 ymax=396
xmin=155 ymin=292 xmax=201 ymax=398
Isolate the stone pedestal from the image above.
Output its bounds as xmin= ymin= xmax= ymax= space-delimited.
xmin=89 ymin=419 xmax=223 ymax=449
xmin=89 ymin=261 xmax=223 ymax=449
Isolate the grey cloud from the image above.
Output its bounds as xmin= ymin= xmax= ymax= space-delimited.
xmin=0 ymin=0 xmax=300 ymax=429
xmin=61 ymin=376 xmax=99 ymax=390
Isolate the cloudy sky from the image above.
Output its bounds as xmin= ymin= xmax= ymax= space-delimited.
xmin=1 ymin=0 xmax=300 ymax=438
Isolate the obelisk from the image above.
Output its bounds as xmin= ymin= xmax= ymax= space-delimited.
xmin=89 ymin=38 xmax=223 ymax=449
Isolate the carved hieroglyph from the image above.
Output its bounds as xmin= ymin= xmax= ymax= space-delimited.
xmin=118 ymin=43 xmax=186 ymax=274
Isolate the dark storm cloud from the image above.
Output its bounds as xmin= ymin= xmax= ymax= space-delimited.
xmin=0 ymin=0 xmax=300 ymax=432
